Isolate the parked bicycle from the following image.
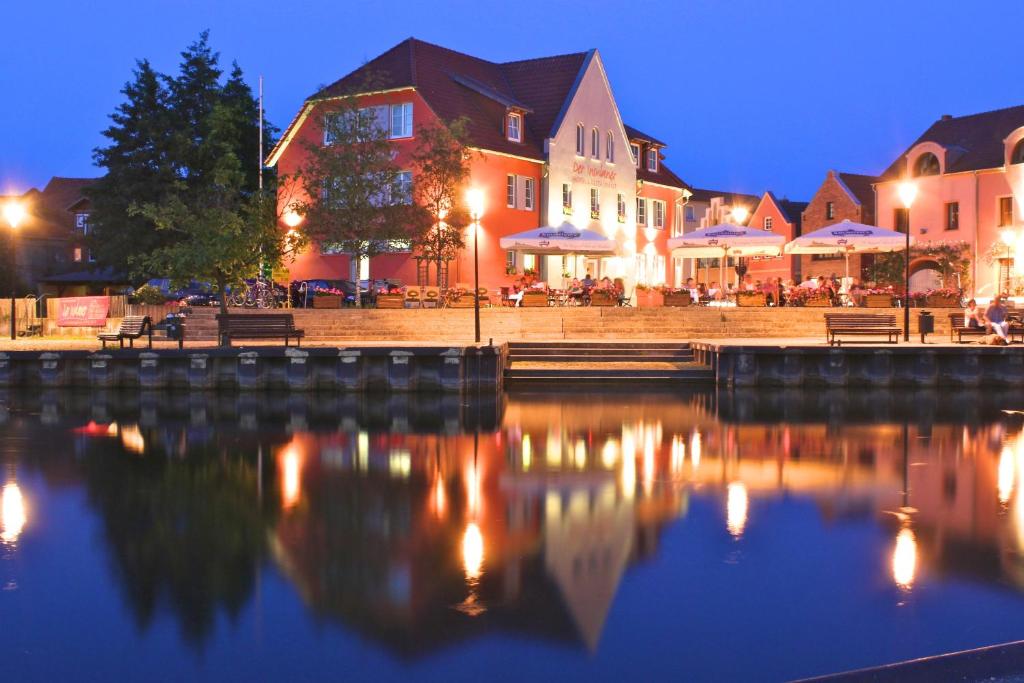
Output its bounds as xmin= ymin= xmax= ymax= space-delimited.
xmin=226 ymin=277 xmax=286 ymax=308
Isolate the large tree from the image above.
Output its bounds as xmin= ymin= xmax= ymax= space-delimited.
xmin=295 ymin=91 xmax=428 ymax=306
xmin=409 ymin=117 xmax=474 ymax=286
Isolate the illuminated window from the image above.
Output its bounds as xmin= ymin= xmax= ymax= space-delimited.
xmin=913 ymin=152 xmax=940 ymax=177
xmin=764 ymin=216 xmax=773 ymax=230
xmin=575 ymin=124 xmax=585 ymax=156
xmin=590 ymin=188 xmax=600 ymax=218
xmin=606 ymin=131 xmax=614 ymax=163
xmin=73 ymin=247 xmax=82 ymax=262
xmin=507 ymin=112 xmax=521 ymax=142
xmin=999 ymin=197 xmax=1014 ymax=227
xmin=562 ymin=183 xmax=572 ymax=211
xmin=617 ymin=193 xmax=626 ymax=222
xmin=636 ymin=198 xmax=647 ymax=226
xmin=524 ymin=178 xmax=535 ymax=210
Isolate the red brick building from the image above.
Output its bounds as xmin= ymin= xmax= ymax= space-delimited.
xmin=266 ymin=38 xmax=690 ymax=293
xmin=745 ymin=191 xmax=807 ymax=283
xmin=799 ymin=170 xmax=879 ymax=281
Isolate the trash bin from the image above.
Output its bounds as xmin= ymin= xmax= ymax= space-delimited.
xmin=164 ymin=313 xmax=185 ymax=350
xmin=918 ymin=310 xmax=934 ymax=343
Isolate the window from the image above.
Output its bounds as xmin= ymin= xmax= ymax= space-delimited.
xmin=894 ymin=207 xmax=909 ymax=233
xmin=606 ymin=131 xmax=614 ymax=163
xmin=764 ymin=216 xmax=773 ymax=230
xmin=591 ymin=127 xmax=600 ymax=159
xmin=524 ymin=177 xmax=535 ymax=210
xmin=562 ymin=183 xmax=572 ymax=213
xmin=630 ymin=143 xmax=640 ymax=167
xmin=507 ymin=112 xmax=522 ymax=142
xmin=945 ymin=202 xmax=959 ymax=231
xmin=646 ymin=148 xmax=658 ymax=172
xmin=393 ymin=171 xmax=413 ymax=204
xmin=636 ymin=198 xmax=647 ymax=226
xmin=653 ymin=200 xmax=665 ymax=228
xmin=913 ymin=152 xmax=940 ymax=177
xmin=506 ymin=251 xmax=517 ymax=271
xmin=75 ymin=213 xmax=89 ymax=234
xmin=590 ymin=188 xmax=600 ymax=218
xmin=826 ymin=201 xmax=835 ymax=220
xmin=73 ymin=247 xmax=82 ymax=262
xmin=576 ymin=124 xmax=585 ymax=156
xmin=323 ymin=112 xmax=343 ymax=145
xmin=390 ymin=103 xmax=413 ymax=139
xmin=506 ymin=174 xmax=518 ymax=208
xmin=1013 ymin=140 xmax=1024 ymax=165
xmin=999 ymin=197 xmax=1014 ymax=227
xmin=617 ymin=193 xmax=626 ymax=222
xmin=685 ymin=206 xmax=696 ymax=222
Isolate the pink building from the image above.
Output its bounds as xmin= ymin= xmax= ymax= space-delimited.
xmin=875 ymin=105 xmax=1024 ymax=297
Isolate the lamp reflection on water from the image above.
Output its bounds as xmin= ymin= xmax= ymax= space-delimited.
xmin=280 ymin=445 xmax=302 ymax=509
xmin=726 ymin=482 xmax=748 ymax=539
xmin=463 ymin=522 xmax=483 ymax=580
xmin=893 ymin=526 xmax=918 ymax=590
xmin=1 ymin=482 xmax=26 ymax=544
xmin=690 ymin=430 xmax=702 ymax=469
xmin=999 ymin=446 xmax=1015 ymax=506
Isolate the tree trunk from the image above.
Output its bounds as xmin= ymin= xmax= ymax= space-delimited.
xmin=350 ymin=255 xmax=361 ymax=308
xmin=436 ymin=256 xmax=443 ymax=287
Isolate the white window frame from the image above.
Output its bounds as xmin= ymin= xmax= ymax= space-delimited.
xmin=75 ymin=212 xmax=90 ymax=234
xmin=764 ymin=216 xmax=773 ymax=230
xmin=646 ymin=148 xmax=658 ymax=172
xmin=506 ymin=174 xmax=518 ymax=208
xmin=393 ymin=171 xmax=413 ymax=204
xmin=575 ymin=124 xmax=585 ymax=156
xmin=606 ymin=131 xmax=615 ymax=163
xmin=617 ymin=193 xmax=626 ymax=221
xmin=636 ymin=198 xmax=647 ymax=226
xmin=389 ymin=102 xmax=413 ymax=139
xmin=591 ymin=127 xmax=600 ymax=159
xmin=630 ymin=143 xmax=640 ymax=167
xmin=507 ymin=112 xmax=522 ymax=142
xmin=590 ymin=187 xmax=600 ymax=217
xmin=562 ymin=183 xmax=572 ymax=211
xmin=524 ymin=177 xmax=535 ymax=210
xmin=653 ymin=200 xmax=665 ymax=229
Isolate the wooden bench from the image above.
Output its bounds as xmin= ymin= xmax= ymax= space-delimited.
xmin=216 ymin=313 xmax=305 ymax=347
xmin=825 ymin=313 xmax=900 ymax=346
xmin=949 ymin=312 xmax=1024 ymax=343
xmin=98 ymin=315 xmax=152 ymax=349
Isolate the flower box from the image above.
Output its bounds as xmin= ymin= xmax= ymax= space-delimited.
xmin=804 ymin=296 xmax=832 ymax=307
xmin=636 ymin=290 xmax=664 ymax=308
xmin=864 ymin=293 xmax=893 ymax=308
xmin=313 ymin=295 xmax=342 ymax=309
xmin=924 ymin=294 xmax=960 ymax=308
xmin=663 ymin=291 xmax=692 ymax=307
xmin=736 ymin=291 xmax=766 ymax=307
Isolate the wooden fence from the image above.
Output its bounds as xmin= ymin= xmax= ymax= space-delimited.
xmin=0 ymin=298 xmax=42 ymax=336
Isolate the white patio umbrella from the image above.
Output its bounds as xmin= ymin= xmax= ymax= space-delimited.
xmin=499 ymin=223 xmax=616 ymax=254
xmin=668 ymin=223 xmax=786 ymax=286
xmin=784 ymin=220 xmax=912 ymax=281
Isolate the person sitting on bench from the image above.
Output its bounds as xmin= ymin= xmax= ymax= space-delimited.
xmin=963 ymin=298 xmax=984 ymax=329
xmin=985 ymin=296 xmax=1010 ymax=342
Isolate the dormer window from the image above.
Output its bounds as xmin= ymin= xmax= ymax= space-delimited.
xmin=913 ymin=152 xmax=940 ymax=177
xmin=630 ymin=143 xmax=640 ymax=167
xmin=646 ymin=148 xmax=658 ymax=172
xmin=506 ymin=112 xmax=522 ymax=142
xmin=1012 ymin=139 xmax=1024 ymax=165
xmin=576 ymin=124 xmax=585 ymax=156
xmin=591 ymin=127 xmax=600 ymax=159
xmin=606 ymin=131 xmax=614 ymax=163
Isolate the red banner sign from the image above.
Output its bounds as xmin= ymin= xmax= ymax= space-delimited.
xmin=57 ymin=296 xmax=111 ymax=327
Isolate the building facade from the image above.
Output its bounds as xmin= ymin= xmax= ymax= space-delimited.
xmin=267 ymin=38 xmax=689 ymax=293
xmin=875 ymin=105 xmax=1024 ymax=296
xmin=800 ymin=170 xmax=879 ymax=282
xmin=745 ymin=192 xmax=807 ymax=283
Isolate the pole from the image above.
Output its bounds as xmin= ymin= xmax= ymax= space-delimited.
xmin=473 ymin=218 xmax=481 ymax=343
xmin=903 ymin=211 xmax=910 ymax=341
xmin=258 ymin=75 xmax=264 ymax=191
xmin=9 ymin=229 xmax=16 ymax=340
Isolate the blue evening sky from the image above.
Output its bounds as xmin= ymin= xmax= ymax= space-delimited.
xmin=1 ymin=0 xmax=1021 ymax=200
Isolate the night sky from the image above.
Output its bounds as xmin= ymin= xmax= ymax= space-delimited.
xmin=2 ymin=0 xmax=1021 ymax=200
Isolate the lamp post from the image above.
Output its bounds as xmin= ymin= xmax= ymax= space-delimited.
xmin=897 ymin=182 xmax=918 ymax=341
xmin=3 ymin=201 xmax=26 ymax=340
xmin=466 ymin=189 xmax=485 ymax=344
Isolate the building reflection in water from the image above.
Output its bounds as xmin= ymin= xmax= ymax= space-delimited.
xmin=12 ymin=388 xmax=1024 ymax=656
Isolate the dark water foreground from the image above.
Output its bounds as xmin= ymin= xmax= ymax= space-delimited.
xmin=3 ymin=388 xmax=1024 ymax=682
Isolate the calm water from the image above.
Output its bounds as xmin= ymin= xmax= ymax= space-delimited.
xmin=4 ymin=388 xmax=1024 ymax=681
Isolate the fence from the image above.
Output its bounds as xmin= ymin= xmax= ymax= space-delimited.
xmin=0 ymin=298 xmax=42 ymax=336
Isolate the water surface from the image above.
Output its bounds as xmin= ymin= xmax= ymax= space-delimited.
xmin=3 ymin=388 xmax=1024 ymax=681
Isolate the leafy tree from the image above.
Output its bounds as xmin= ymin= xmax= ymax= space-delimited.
xmin=295 ymin=90 xmax=428 ymax=306
xmin=409 ymin=118 xmax=474 ymax=286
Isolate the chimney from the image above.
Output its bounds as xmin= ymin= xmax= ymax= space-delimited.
xmin=941 ymin=114 xmax=952 ymax=121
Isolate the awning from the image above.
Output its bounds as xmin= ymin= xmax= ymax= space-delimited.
xmin=499 ymin=224 xmax=616 ymax=255
xmin=667 ymin=223 xmax=785 ymax=258
xmin=785 ymin=220 xmax=911 ymax=255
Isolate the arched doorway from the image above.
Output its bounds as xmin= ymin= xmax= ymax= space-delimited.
xmin=908 ymin=257 xmax=943 ymax=292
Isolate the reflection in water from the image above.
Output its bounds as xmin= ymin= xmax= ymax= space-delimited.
xmin=1 ymin=481 xmax=26 ymax=544
xmin=893 ymin=526 xmax=918 ymax=590
xmin=9 ymin=388 xmax=1024 ymax=677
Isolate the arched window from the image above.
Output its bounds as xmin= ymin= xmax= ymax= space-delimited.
xmin=913 ymin=152 xmax=941 ymax=177
xmin=591 ymin=127 xmax=600 ymax=158
xmin=575 ymin=124 xmax=584 ymax=156
xmin=606 ymin=131 xmax=614 ymax=163
xmin=1012 ymin=139 xmax=1024 ymax=165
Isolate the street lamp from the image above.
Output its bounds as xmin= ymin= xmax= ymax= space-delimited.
xmin=731 ymin=206 xmax=749 ymax=225
xmin=466 ymin=188 xmax=485 ymax=344
xmin=897 ymin=181 xmax=918 ymax=341
xmin=3 ymin=201 xmax=26 ymax=340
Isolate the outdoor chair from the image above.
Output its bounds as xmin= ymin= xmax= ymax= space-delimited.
xmin=477 ymin=287 xmax=491 ymax=307
xmin=423 ymin=287 xmax=440 ymax=308
xmin=404 ymin=286 xmax=422 ymax=308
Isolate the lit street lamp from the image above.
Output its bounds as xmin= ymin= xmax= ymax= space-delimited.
xmin=897 ymin=182 xmax=918 ymax=341
xmin=3 ymin=201 xmax=27 ymax=340
xmin=466 ymin=189 xmax=485 ymax=344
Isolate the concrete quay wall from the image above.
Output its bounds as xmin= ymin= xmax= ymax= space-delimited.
xmin=0 ymin=345 xmax=505 ymax=394
xmin=696 ymin=342 xmax=1024 ymax=388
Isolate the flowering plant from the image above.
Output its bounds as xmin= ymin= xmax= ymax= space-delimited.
xmin=505 ymin=264 xmax=518 ymax=276
xmin=910 ymin=287 xmax=960 ymax=305
xmin=313 ymin=287 xmax=345 ymax=297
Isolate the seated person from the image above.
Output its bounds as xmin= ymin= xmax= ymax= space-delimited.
xmin=582 ymin=273 xmax=596 ymax=289
xmin=707 ymin=281 xmax=722 ymax=300
xmin=963 ymin=298 xmax=984 ymax=328
xmin=741 ymin=274 xmax=757 ymax=292
xmin=599 ymin=276 xmax=613 ymax=290
xmin=985 ymin=297 xmax=1010 ymax=341
xmin=685 ymin=277 xmax=700 ymax=302
xmin=697 ymin=283 xmax=709 ymax=302
xmin=799 ymin=276 xmax=819 ymax=289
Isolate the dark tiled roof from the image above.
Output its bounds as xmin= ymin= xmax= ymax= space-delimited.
xmin=623 ymin=124 xmax=665 ymax=147
xmin=777 ymin=198 xmax=809 ymax=229
xmin=881 ymin=104 xmax=1024 ymax=179
xmin=312 ymin=38 xmax=587 ymax=160
xmin=637 ymin=160 xmax=688 ymax=189
xmin=688 ymin=187 xmax=760 ymax=206
xmin=836 ymin=172 xmax=879 ymax=207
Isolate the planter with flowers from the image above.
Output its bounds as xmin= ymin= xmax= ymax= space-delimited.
xmin=911 ymin=288 xmax=961 ymax=308
xmin=313 ymin=288 xmax=344 ymax=309
xmin=635 ymin=284 xmax=664 ymax=308
xmin=663 ymin=288 xmax=692 ymax=307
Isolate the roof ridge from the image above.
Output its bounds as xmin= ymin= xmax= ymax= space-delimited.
xmin=500 ymin=49 xmax=591 ymax=67
xmin=932 ymin=103 xmax=1024 ymax=123
xmin=406 ymin=37 xmax=499 ymax=66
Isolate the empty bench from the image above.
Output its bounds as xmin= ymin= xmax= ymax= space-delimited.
xmin=98 ymin=315 xmax=152 ymax=349
xmin=216 ymin=313 xmax=305 ymax=347
xmin=825 ymin=313 xmax=900 ymax=346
